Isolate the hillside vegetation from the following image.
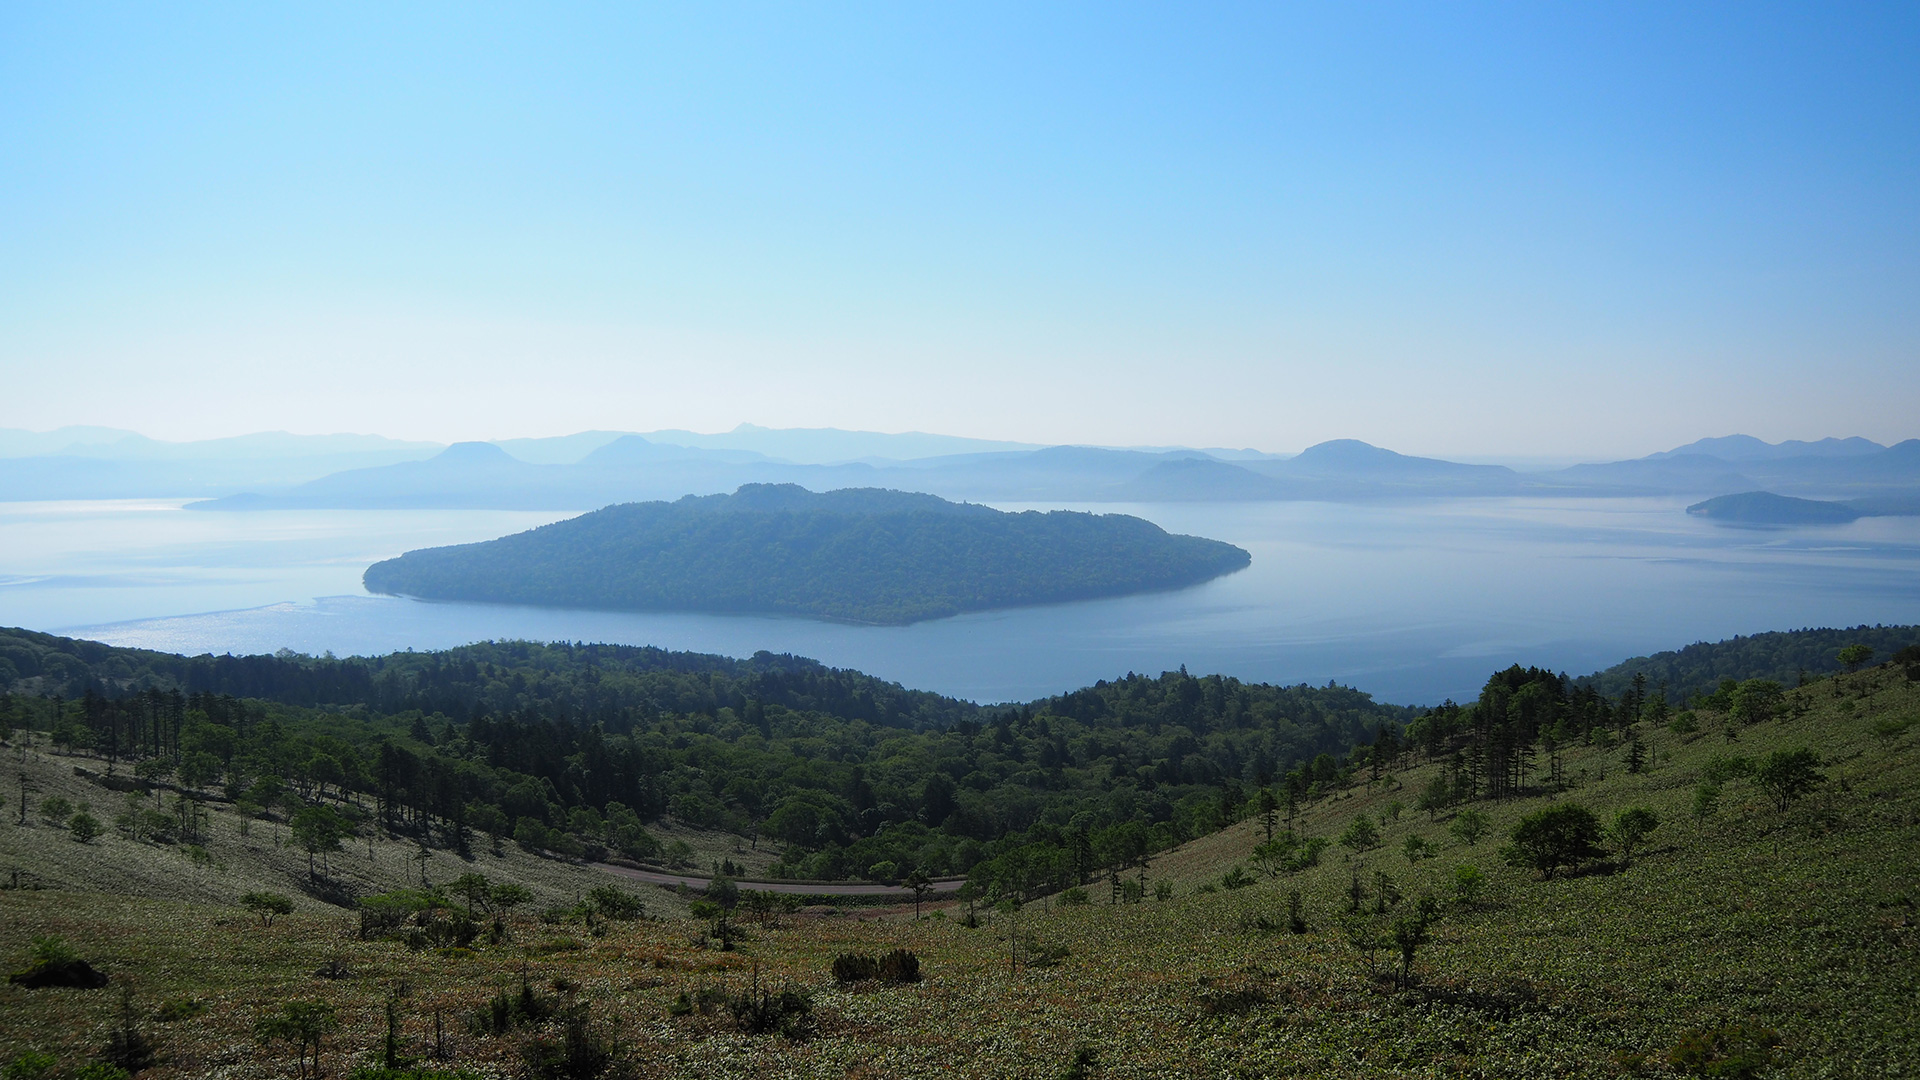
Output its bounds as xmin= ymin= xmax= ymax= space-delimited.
xmin=1583 ymin=624 xmax=1920 ymax=702
xmin=360 ymin=484 xmax=1252 ymax=624
xmin=0 ymin=627 xmax=1410 ymax=892
xmin=2 ymin=650 xmax=1915 ymax=1077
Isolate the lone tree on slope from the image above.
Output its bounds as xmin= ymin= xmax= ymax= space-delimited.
xmin=1611 ymin=808 xmax=1661 ymax=865
xmin=1501 ymin=804 xmax=1604 ymax=879
xmin=1755 ymin=749 xmax=1824 ymax=812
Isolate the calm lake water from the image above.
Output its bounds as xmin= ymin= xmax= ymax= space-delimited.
xmin=3 ymin=497 xmax=1917 ymax=705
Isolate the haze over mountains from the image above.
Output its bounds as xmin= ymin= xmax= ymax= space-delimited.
xmin=3 ymin=424 xmax=1917 ymax=508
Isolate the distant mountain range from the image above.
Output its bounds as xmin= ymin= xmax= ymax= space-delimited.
xmin=1556 ymin=439 xmax=1920 ymax=497
xmin=1648 ymin=434 xmax=1887 ymax=462
xmin=2 ymin=425 xmax=1914 ymax=507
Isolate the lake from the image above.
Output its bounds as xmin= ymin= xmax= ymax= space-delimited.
xmin=2 ymin=497 xmax=1917 ymax=705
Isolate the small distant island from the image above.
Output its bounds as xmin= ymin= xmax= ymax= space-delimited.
xmin=1686 ymin=491 xmax=1861 ymax=524
xmin=1686 ymin=490 xmax=1920 ymax=525
xmin=362 ymin=484 xmax=1252 ymax=624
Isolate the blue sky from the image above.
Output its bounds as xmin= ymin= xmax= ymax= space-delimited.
xmin=2 ymin=3 xmax=1916 ymax=457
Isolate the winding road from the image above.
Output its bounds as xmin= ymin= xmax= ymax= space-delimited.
xmin=593 ymin=862 xmax=966 ymax=898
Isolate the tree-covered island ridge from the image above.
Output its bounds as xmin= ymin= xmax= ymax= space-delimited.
xmin=360 ymin=484 xmax=1253 ymax=625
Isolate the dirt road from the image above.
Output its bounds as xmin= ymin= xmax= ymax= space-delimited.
xmin=593 ymin=862 xmax=965 ymax=898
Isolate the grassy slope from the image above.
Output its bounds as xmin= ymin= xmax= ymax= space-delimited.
xmin=0 ymin=749 xmax=767 ymax=918
xmin=1 ymin=667 xmax=1916 ymax=1079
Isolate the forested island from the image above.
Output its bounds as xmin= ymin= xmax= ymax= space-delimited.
xmin=362 ymin=484 xmax=1251 ymax=623
xmin=1685 ymin=489 xmax=1920 ymax=525
xmin=1685 ymin=490 xmax=1861 ymax=524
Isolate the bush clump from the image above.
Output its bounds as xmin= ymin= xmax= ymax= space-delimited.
xmin=1501 ymin=804 xmax=1605 ymax=879
xmin=585 ymin=885 xmax=645 ymax=920
xmin=728 ymin=986 xmax=813 ymax=1039
xmin=155 ymin=997 xmax=207 ymax=1023
xmin=518 ymin=1006 xmax=630 ymax=1080
xmin=9 ymin=935 xmax=108 ymax=990
xmin=831 ymin=949 xmax=920 ymax=984
xmin=1666 ymin=1024 xmax=1782 ymax=1078
xmin=472 ymin=974 xmax=559 ymax=1036
xmin=2 ymin=1052 xmax=59 ymax=1080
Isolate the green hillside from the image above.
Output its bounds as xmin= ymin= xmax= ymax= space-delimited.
xmin=361 ymin=484 xmax=1252 ymax=624
xmin=2 ymin=653 xmax=1915 ymax=1077
xmin=0 ymin=628 xmax=1410 ymax=889
xmin=1583 ymin=624 xmax=1920 ymax=702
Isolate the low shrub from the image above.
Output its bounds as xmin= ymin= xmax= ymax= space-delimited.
xmin=9 ymin=935 xmax=108 ymax=990
xmin=1666 ymin=1024 xmax=1782 ymax=1078
xmin=832 ymin=949 xmax=920 ymax=984
xmin=155 ymin=996 xmax=207 ymax=1022
xmin=359 ymin=890 xmax=439 ymax=940
xmin=68 ymin=813 xmax=102 ymax=844
xmin=472 ymin=975 xmax=558 ymax=1036
xmin=519 ymin=1006 xmax=627 ymax=1080
xmin=728 ymin=986 xmax=813 ymax=1039
xmin=2 ymin=1051 xmax=57 ymax=1080
xmin=878 ymin=948 xmax=920 ymax=983
xmin=1022 ymin=939 xmax=1072 ymax=968
xmin=585 ymin=886 xmax=645 ymax=920
xmin=666 ymin=986 xmax=728 ymax=1018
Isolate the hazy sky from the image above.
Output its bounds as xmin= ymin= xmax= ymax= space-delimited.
xmin=3 ymin=4 xmax=1916 ymax=457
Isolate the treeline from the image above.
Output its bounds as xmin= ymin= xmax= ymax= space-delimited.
xmin=0 ymin=629 xmax=973 ymax=731
xmin=1582 ymin=624 xmax=1920 ymax=702
xmin=0 ymin=630 xmax=1409 ymax=889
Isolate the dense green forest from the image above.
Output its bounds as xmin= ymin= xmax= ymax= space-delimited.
xmin=1 ymin=624 xmax=1904 ymax=905
xmin=0 ymin=627 xmax=1404 ymax=893
xmin=1582 ymin=623 xmax=1920 ymax=701
xmin=361 ymin=484 xmax=1252 ymax=624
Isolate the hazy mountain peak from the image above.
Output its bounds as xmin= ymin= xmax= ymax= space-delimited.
xmin=634 ymin=424 xmax=1042 ymax=464
xmin=1650 ymin=434 xmax=1887 ymax=462
xmin=0 ymin=426 xmax=145 ymax=458
xmin=434 ymin=441 xmax=519 ymax=464
xmin=680 ymin=482 xmax=992 ymax=516
xmin=1295 ymin=438 xmax=1398 ymax=462
xmin=582 ymin=435 xmax=770 ymax=466
xmin=490 ymin=430 xmax=631 ymax=464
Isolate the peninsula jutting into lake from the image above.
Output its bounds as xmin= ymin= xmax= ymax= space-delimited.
xmin=362 ymin=484 xmax=1252 ymax=624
